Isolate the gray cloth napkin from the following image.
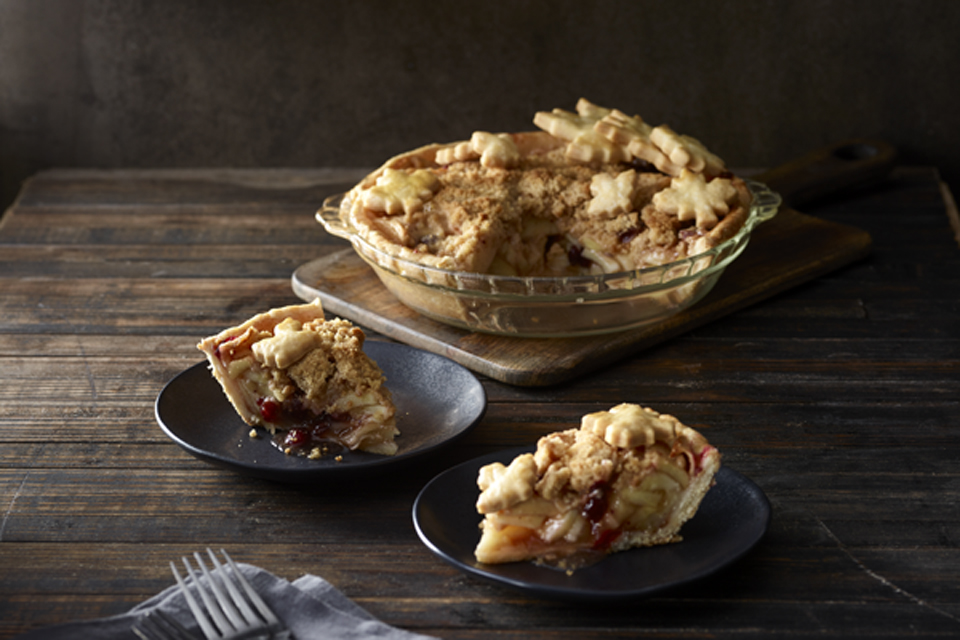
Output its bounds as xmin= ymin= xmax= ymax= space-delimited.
xmin=14 ymin=563 xmax=437 ymax=639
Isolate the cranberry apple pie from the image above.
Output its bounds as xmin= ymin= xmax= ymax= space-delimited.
xmin=333 ymin=98 xmax=752 ymax=278
xmin=197 ymin=300 xmax=399 ymax=457
xmin=474 ymin=404 xmax=720 ymax=567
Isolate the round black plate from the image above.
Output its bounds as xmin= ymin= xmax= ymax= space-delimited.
xmin=155 ymin=341 xmax=486 ymax=481
xmin=413 ymin=447 xmax=770 ymax=602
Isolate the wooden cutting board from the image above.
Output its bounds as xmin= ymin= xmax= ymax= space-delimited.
xmin=292 ymin=139 xmax=896 ymax=386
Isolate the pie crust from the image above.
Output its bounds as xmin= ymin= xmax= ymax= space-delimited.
xmin=474 ymin=403 xmax=720 ymax=567
xmin=196 ymin=300 xmax=399 ymax=457
xmin=334 ymin=99 xmax=752 ymax=279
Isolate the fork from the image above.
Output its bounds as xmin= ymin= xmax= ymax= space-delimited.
xmin=133 ymin=609 xmax=198 ymax=640
xmin=171 ymin=548 xmax=291 ymax=640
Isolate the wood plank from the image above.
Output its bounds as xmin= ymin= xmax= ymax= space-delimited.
xmin=0 ymin=243 xmax=350 ymax=279
xmin=11 ymin=168 xmax=366 ymax=207
xmin=0 ymin=205 xmax=336 ymax=246
xmin=1 ymin=164 xmax=957 ymax=639
xmin=1 ymin=542 xmax=958 ymax=637
xmin=2 ymin=401 xmax=958 ymax=452
xmin=5 ymin=600 xmax=958 ymax=640
xmin=1 ymin=348 xmax=955 ymax=410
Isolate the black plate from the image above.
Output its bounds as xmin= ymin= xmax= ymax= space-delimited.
xmin=413 ymin=447 xmax=770 ymax=602
xmin=155 ymin=341 xmax=486 ymax=481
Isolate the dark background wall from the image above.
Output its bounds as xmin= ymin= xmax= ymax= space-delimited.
xmin=2 ymin=0 xmax=958 ymax=213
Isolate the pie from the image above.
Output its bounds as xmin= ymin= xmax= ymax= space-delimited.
xmin=332 ymin=98 xmax=753 ymax=279
xmin=474 ymin=403 xmax=720 ymax=567
xmin=196 ymin=300 xmax=399 ymax=457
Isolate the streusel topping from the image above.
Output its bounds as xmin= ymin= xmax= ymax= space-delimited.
xmin=336 ymin=99 xmax=752 ymax=278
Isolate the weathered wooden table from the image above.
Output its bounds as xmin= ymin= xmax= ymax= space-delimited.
xmin=1 ymin=164 xmax=958 ymax=638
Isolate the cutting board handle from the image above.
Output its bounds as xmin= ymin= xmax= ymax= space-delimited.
xmin=754 ymin=138 xmax=897 ymax=209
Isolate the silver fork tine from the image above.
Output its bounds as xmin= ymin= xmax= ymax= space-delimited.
xmin=205 ymin=549 xmax=266 ymax=626
xmin=171 ymin=559 xmax=222 ymax=639
xmin=193 ymin=551 xmax=248 ymax=632
xmin=216 ymin=548 xmax=284 ymax=628
xmin=170 ymin=549 xmax=288 ymax=640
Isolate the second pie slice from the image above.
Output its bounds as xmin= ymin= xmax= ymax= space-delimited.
xmin=475 ymin=403 xmax=720 ymax=568
xmin=196 ymin=300 xmax=399 ymax=457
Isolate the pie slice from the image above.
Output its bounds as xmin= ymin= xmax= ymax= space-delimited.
xmin=474 ymin=403 xmax=720 ymax=567
xmin=196 ymin=300 xmax=399 ymax=457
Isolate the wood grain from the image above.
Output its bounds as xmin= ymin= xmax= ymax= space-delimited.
xmin=0 ymin=165 xmax=958 ymax=639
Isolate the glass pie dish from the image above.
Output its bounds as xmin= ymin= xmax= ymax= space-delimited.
xmin=315 ymin=180 xmax=781 ymax=338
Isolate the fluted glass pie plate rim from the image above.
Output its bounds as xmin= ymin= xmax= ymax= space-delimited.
xmin=316 ymin=179 xmax=781 ymax=337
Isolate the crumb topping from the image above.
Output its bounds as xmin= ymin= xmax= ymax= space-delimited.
xmin=477 ymin=403 xmax=713 ymax=514
xmin=338 ymin=99 xmax=753 ymax=278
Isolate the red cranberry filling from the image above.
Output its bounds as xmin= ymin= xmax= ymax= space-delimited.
xmin=257 ymin=397 xmax=282 ymax=423
xmin=678 ymin=226 xmax=705 ymax=241
xmin=693 ymin=447 xmax=714 ymax=475
xmin=593 ymin=528 xmax=622 ymax=552
xmin=256 ymin=395 xmax=353 ymax=457
xmin=567 ymin=244 xmax=593 ymax=268
xmin=582 ymin=481 xmax=626 ymax=551
xmin=283 ymin=428 xmax=310 ymax=448
xmin=583 ymin=482 xmax=609 ymax=524
xmin=617 ymin=226 xmax=642 ymax=244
